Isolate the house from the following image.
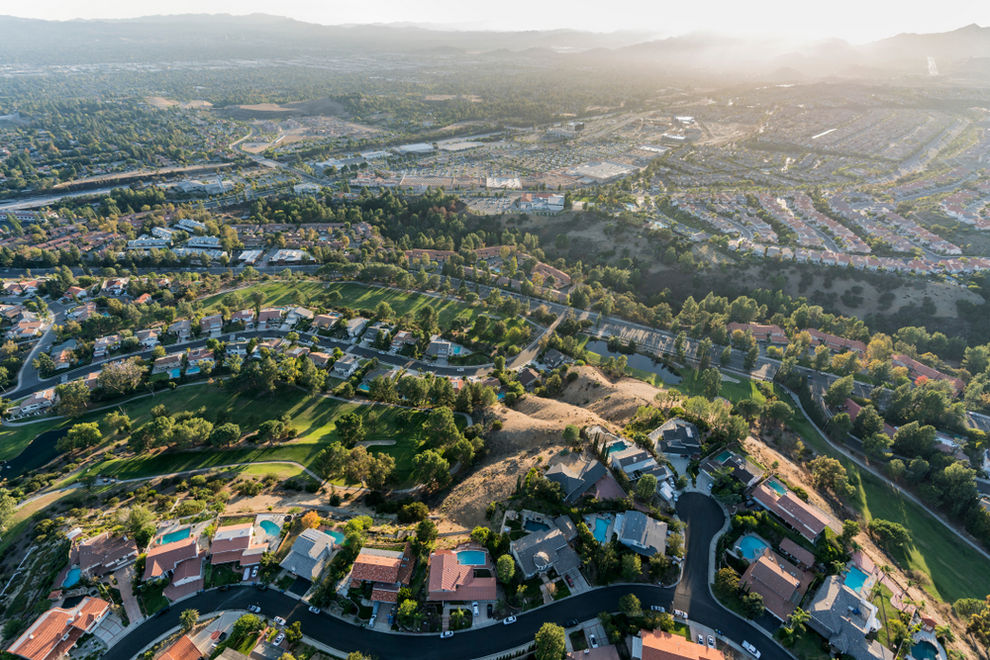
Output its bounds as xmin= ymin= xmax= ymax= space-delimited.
xmin=158 ymin=634 xmax=203 ymax=660
xmin=185 ymin=348 xmax=215 ymax=375
xmin=609 ymin=445 xmax=672 ymax=484
xmin=136 ymin=328 xmax=159 ymax=350
xmin=134 ymin=293 xmax=152 ymax=305
xmin=509 ymin=527 xmax=581 ymax=580
xmin=7 ymin=597 xmax=111 ymax=660
xmin=344 ymin=316 xmax=369 ymax=339
xmin=230 ymin=309 xmax=256 ymax=328
xmin=101 ymin=277 xmax=129 ymax=296
xmin=545 ymin=456 xmax=607 ymax=503
xmin=163 ymin=553 xmax=204 ymax=601
xmin=701 ymin=450 xmax=762 ymax=489
xmin=211 ymin=524 xmax=267 ymax=567
xmin=16 ymin=388 xmax=58 ymax=415
xmin=64 ymin=286 xmax=88 ymax=300
xmin=517 ymin=367 xmax=540 ymax=390
xmin=542 ymin=348 xmax=568 ymax=369
xmin=778 ymin=538 xmax=815 ymax=569
xmin=349 ymin=544 xmax=414 ymax=603
xmin=144 ymin=538 xmax=199 ymax=580
xmin=649 ymin=418 xmax=701 ymax=456
xmin=727 ymin=322 xmax=787 ymax=345
xmin=286 ymin=307 xmax=315 ymax=326
xmin=891 ymin=353 xmax=964 ymax=395
xmin=280 ymin=529 xmax=335 ymax=581
xmin=169 ymin=319 xmax=192 ymax=342
xmin=200 ymin=314 xmax=223 ymax=337
xmin=68 ymin=302 xmax=99 ymax=322
xmin=739 ymin=548 xmax=807 ymax=620
xmin=73 ymin=532 xmax=139 ymax=578
xmin=614 ymin=511 xmax=667 ymax=556
xmin=50 ymin=340 xmax=76 ymax=370
xmin=807 ymin=576 xmax=893 ymax=660
xmin=152 ymin=353 xmax=184 ymax=378
xmin=309 ymin=352 xmax=331 ymax=368
xmin=427 ymin=546 xmax=497 ymax=602
xmin=225 ymin=341 xmax=249 ymax=359
xmin=93 ymin=334 xmax=121 ymax=358
xmin=631 ymin=630 xmax=725 ymax=660
xmin=804 ymin=329 xmax=866 ymax=356
xmin=312 ymin=313 xmax=340 ymax=331
xmin=257 ymin=308 xmax=284 ymax=328
xmin=331 ymin=354 xmax=361 ymax=379
xmin=9 ymin=318 xmax=43 ymax=339
xmin=752 ymin=481 xmax=837 ymax=542
xmin=426 ymin=336 xmax=451 ymax=359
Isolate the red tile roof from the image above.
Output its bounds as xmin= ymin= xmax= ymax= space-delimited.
xmin=427 ymin=549 xmax=497 ymax=602
xmin=740 ymin=550 xmax=802 ymax=620
xmin=144 ymin=538 xmax=198 ymax=579
xmin=752 ymin=483 xmax=833 ymax=541
xmin=8 ymin=597 xmax=110 ymax=660
xmin=159 ymin=634 xmax=202 ymax=660
xmin=639 ymin=631 xmax=726 ymax=660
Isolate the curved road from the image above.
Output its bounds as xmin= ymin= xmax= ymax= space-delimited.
xmin=104 ymin=494 xmax=788 ymax=660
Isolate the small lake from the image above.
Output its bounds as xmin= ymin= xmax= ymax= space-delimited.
xmin=584 ymin=339 xmax=682 ymax=384
xmin=1 ymin=427 xmax=67 ymax=478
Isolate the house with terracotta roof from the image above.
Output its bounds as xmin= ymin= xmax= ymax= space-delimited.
xmin=727 ymin=322 xmax=788 ymax=345
xmin=200 ymin=313 xmax=223 ymax=337
xmin=778 ymin=538 xmax=815 ymax=569
xmin=230 ymin=309 xmax=256 ymax=328
xmin=349 ymin=544 xmax=414 ymax=603
xmin=7 ymin=597 xmax=110 ymax=660
xmin=427 ymin=546 xmax=497 ymax=603
xmin=144 ymin=538 xmax=200 ymax=580
xmin=163 ymin=553 xmax=205 ymax=601
xmin=803 ymin=329 xmax=866 ymax=356
xmin=210 ymin=523 xmax=267 ymax=567
xmin=157 ymin=634 xmax=203 ymax=660
xmin=631 ymin=630 xmax=725 ymax=660
xmin=751 ymin=481 xmax=837 ymax=542
xmin=257 ymin=308 xmax=284 ymax=328
xmin=740 ymin=548 xmax=810 ymax=620
xmin=280 ymin=528 xmax=335 ymax=581
xmin=312 ymin=313 xmax=341 ymax=331
xmin=73 ymin=532 xmax=139 ymax=578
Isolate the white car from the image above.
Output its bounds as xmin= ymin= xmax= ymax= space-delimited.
xmin=273 ymin=632 xmax=285 ymax=646
xmin=247 ymin=605 xmax=261 ymax=613
xmin=440 ymin=630 xmax=454 ymax=639
xmin=650 ymin=605 xmax=665 ymax=612
xmin=742 ymin=641 xmax=761 ymax=658
xmin=589 ymin=633 xmax=599 ymax=648
xmin=273 ymin=616 xmax=286 ymax=627
xmin=308 ymin=605 xmax=320 ymax=614
xmin=250 ymin=565 xmax=259 ymax=578
xmin=472 ymin=601 xmax=479 ymax=616
xmin=503 ymin=615 xmax=517 ymax=625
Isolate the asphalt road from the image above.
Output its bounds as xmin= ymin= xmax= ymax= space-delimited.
xmin=103 ymin=493 xmax=788 ymax=660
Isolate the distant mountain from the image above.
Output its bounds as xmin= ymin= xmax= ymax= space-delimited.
xmin=0 ymin=13 xmax=985 ymax=81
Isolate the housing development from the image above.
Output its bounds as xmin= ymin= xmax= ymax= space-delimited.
xmin=0 ymin=10 xmax=989 ymax=660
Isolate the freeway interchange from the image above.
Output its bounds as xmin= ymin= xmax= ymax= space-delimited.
xmin=104 ymin=494 xmax=789 ymax=660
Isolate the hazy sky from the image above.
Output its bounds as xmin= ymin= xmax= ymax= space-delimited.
xmin=7 ymin=0 xmax=988 ymax=43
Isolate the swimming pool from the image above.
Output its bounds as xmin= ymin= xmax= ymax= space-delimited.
xmin=736 ymin=534 xmax=771 ymax=562
xmin=593 ymin=518 xmax=610 ymax=543
xmin=327 ymin=529 xmax=346 ymax=545
xmin=259 ymin=520 xmax=281 ymax=536
xmin=606 ymin=441 xmax=629 ymax=455
xmin=457 ymin=550 xmax=488 ymax=565
xmin=160 ymin=527 xmax=191 ymax=545
xmin=715 ymin=450 xmax=733 ymax=462
xmin=62 ymin=567 xmax=81 ymax=588
xmin=844 ymin=566 xmax=870 ymax=593
xmin=765 ymin=478 xmax=788 ymax=496
xmin=524 ymin=520 xmax=550 ymax=533
xmin=910 ymin=641 xmax=938 ymax=660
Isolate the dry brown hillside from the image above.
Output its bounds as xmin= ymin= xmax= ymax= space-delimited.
xmin=557 ymin=365 xmax=663 ymax=424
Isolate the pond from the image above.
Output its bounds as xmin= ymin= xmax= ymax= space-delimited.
xmin=584 ymin=340 xmax=682 ymax=384
xmin=1 ymin=427 xmax=67 ymax=478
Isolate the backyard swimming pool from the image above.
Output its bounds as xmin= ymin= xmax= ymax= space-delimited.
xmin=606 ymin=441 xmax=630 ymax=455
xmin=259 ymin=520 xmax=281 ymax=537
xmin=910 ymin=641 xmax=938 ymax=660
xmin=62 ymin=567 xmax=81 ymax=588
xmin=736 ymin=534 xmax=771 ymax=562
xmin=715 ymin=450 xmax=733 ymax=462
xmin=524 ymin=520 xmax=550 ymax=533
xmin=765 ymin=478 xmax=788 ymax=496
xmin=844 ymin=566 xmax=870 ymax=593
xmin=327 ymin=529 xmax=346 ymax=545
xmin=593 ymin=518 xmax=610 ymax=543
xmin=160 ymin=527 xmax=191 ymax=545
xmin=457 ymin=550 xmax=487 ymax=565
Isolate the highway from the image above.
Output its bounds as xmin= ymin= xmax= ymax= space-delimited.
xmin=103 ymin=493 xmax=788 ymax=660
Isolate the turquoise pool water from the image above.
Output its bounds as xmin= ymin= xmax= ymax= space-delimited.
xmin=766 ymin=478 xmax=788 ymax=496
xmin=715 ymin=450 xmax=733 ymax=462
xmin=160 ymin=527 xmax=191 ymax=545
xmin=457 ymin=550 xmax=487 ymax=565
xmin=844 ymin=566 xmax=870 ymax=593
xmin=259 ymin=520 xmax=281 ymax=536
xmin=911 ymin=641 xmax=938 ymax=660
xmin=606 ymin=441 xmax=629 ymax=455
xmin=328 ymin=529 xmax=346 ymax=545
xmin=593 ymin=518 xmax=609 ymax=543
xmin=62 ymin=567 xmax=81 ymax=588
xmin=524 ymin=520 xmax=550 ymax=532
xmin=737 ymin=534 xmax=771 ymax=562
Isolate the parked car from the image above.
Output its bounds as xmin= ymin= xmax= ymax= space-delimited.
xmin=673 ymin=609 xmax=688 ymax=619
xmin=308 ymin=606 xmax=320 ymax=614
xmin=742 ymin=641 xmax=761 ymax=658
xmin=565 ymin=574 xmax=574 ymax=587
xmin=487 ymin=603 xmax=493 ymax=617
xmin=248 ymin=605 xmax=261 ymax=613
xmin=650 ymin=605 xmax=665 ymax=612
xmin=589 ymin=633 xmax=599 ymax=648
xmin=565 ymin=618 xmax=579 ymax=627
xmin=707 ymin=635 xmax=715 ymax=648
xmin=250 ymin=566 xmax=259 ymax=578
xmin=273 ymin=616 xmax=286 ymax=627
xmin=503 ymin=615 xmax=517 ymax=625
xmin=274 ymin=632 xmax=285 ymax=645
xmin=472 ymin=601 xmax=479 ymax=616
xmin=697 ymin=634 xmax=705 ymax=645
xmin=440 ymin=631 xmax=454 ymax=639
xmin=369 ymin=615 xmax=376 ymax=627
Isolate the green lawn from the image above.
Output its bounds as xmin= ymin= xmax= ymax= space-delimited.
xmin=672 ymin=368 xmax=769 ymax=403
xmin=201 ymin=280 xmax=328 ymax=310
xmin=137 ymin=581 xmax=168 ymax=616
xmin=0 ymin=417 xmax=66 ymax=461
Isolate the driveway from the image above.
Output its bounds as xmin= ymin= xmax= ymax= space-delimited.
xmin=113 ymin=565 xmax=143 ymax=627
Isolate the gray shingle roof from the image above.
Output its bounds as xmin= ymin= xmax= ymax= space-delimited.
xmin=279 ymin=529 xmax=334 ymax=581
xmin=615 ymin=511 xmax=667 ymax=556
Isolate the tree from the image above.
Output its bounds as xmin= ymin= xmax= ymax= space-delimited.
xmin=314 ymin=441 xmax=349 ymax=479
xmin=840 ymin=520 xmax=860 ymax=548
xmin=965 ymin=596 xmax=990 ymax=647
xmin=125 ymin=505 xmax=156 ymax=548
xmin=258 ymin=419 xmax=291 ymax=444
xmin=180 ymin=609 xmax=198 ymax=633
xmin=534 ymin=622 xmax=566 ymax=660
xmin=563 ymin=425 xmax=580 ymax=444
xmin=808 ymin=456 xmax=855 ymax=499
xmin=621 ymin=554 xmax=642 ymax=581
xmin=97 ymin=358 xmax=147 ymax=396
xmin=824 ymin=375 xmax=854 ymax=407
xmin=863 ymin=433 xmax=892 ymax=460
xmin=619 ymin=592 xmax=642 ymax=617
xmin=397 ymin=598 xmax=420 ymax=629
xmin=892 ymin=421 xmax=936 ymax=458
xmin=741 ymin=591 xmax=765 ymax=618
xmin=398 ymin=502 xmax=429 ymax=523
xmin=284 ymin=620 xmax=303 ymax=644
xmin=852 ymin=404 xmax=884 ymax=438
xmin=0 ymin=489 xmax=16 ymax=533
xmin=416 ymin=519 xmax=438 ymax=544
xmin=230 ymin=614 xmax=262 ymax=645
xmin=635 ymin=474 xmax=658 ymax=500
xmin=714 ymin=568 xmax=740 ymax=600
xmin=413 ymin=449 xmax=450 ymax=488
xmin=58 ymin=422 xmax=101 ymax=452
xmin=497 ymin=554 xmax=515 ymax=584
xmin=55 ymin=380 xmax=90 ymax=417
xmin=700 ymin=367 xmax=721 ymax=399
xmin=868 ymin=519 xmax=912 ymax=555
xmin=346 ymin=654 xmax=372 ymax=660
xmin=335 ymin=412 xmax=365 ymax=446
xmin=301 ymin=511 xmax=320 ymax=529
xmin=208 ymin=422 xmax=240 ymax=447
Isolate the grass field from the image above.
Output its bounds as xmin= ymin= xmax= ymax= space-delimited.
xmin=0 ymin=418 xmax=65 ymax=461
